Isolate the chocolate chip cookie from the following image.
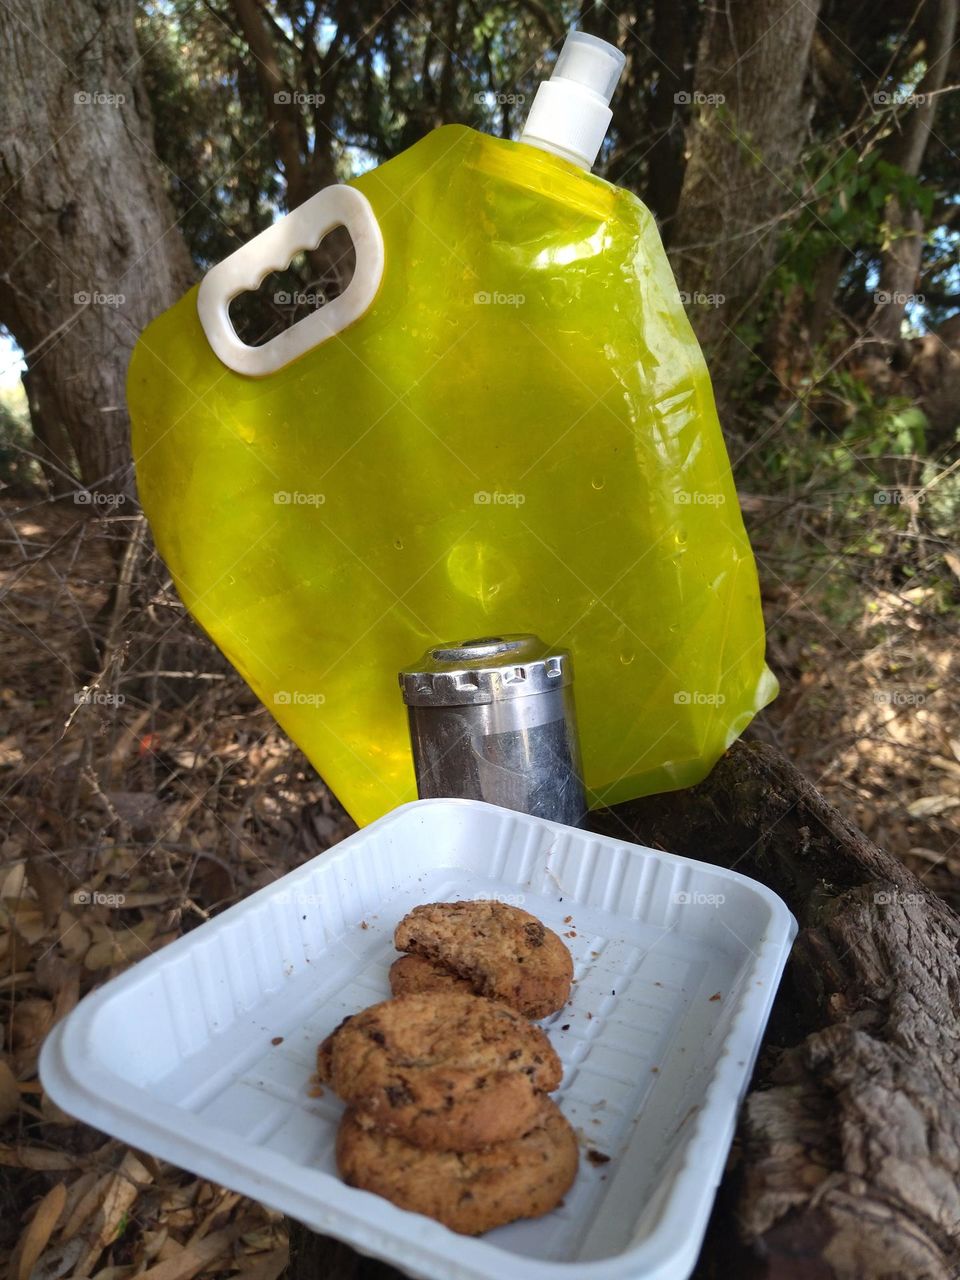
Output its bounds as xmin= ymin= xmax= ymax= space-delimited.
xmin=388 ymin=953 xmax=474 ymax=998
xmin=336 ymin=1095 xmax=578 ymax=1234
xmin=393 ymin=901 xmax=573 ymax=1018
xmin=318 ymin=992 xmax=562 ymax=1151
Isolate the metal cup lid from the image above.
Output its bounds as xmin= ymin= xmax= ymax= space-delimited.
xmin=399 ymin=634 xmax=573 ymax=707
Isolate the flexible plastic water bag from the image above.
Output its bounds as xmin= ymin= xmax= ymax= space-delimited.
xmin=128 ymin=34 xmax=776 ymax=825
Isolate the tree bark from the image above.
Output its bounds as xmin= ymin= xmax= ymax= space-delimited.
xmin=226 ymin=0 xmax=354 ymax=300
xmin=870 ymin=0 xmax=958 ymax=348
xmin=669 ymin=0 xmax=822 ymax=376
xmin=0 ymin=0 xmax=194 ymax=499
xmin=286 ymin=740 xmax=960 ymax=1278
xmin=638 ymin=0 xmax=690 ymax=232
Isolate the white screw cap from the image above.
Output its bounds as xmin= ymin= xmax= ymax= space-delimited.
xmin=519 ymin=32 xmax=626 ymax=170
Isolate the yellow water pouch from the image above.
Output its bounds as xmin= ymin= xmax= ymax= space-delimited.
xmin=129 ymin=122 xmax=776 ymax=825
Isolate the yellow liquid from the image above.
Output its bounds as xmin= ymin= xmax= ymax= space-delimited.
xmin=130 ymin=125 xmax=776 ymax=825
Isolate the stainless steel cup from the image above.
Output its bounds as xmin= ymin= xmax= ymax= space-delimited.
xmin=399 ymin=634 xmax=586 ymax=826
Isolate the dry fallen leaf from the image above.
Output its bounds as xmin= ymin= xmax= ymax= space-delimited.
xmin=0 ymin=1056 xmax=20 ymax=1123
xmin=234 ymin=1246 xmax=289 ymax=1280
xmin=0 ymin=1144 xmax=88 ymax=1170
xmin=12 ymin=1180 xmax=66 ymax=1280
xmin=6 ymin=903 xmax=49 ymax=946
xmin=136 ymin=1223 xmax=245 ymax=1280
xmin=929 ymin=755 xmax=960 ymax=781
xmin=26 ymin=857 xmax=65 ymax=929
xmin=907 ymin=794 xmax=960 ymax=818
xmin=9 ymin=997 xmax=54 ymax=1049
xmin=72 ymin=1149 xmax=153 ymax=1277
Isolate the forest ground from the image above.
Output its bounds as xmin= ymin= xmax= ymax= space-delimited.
xmin=0 ymin=485 xmax=957 ymax=1276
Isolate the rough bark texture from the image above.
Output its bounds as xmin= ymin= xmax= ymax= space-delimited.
xmin=287 ymin=740 xmax=960 ymax=1278
xmin=635 ymin=0 xmax=690 ymax=231
xmin=909 ymin=312 xmax=960 ymax=450
xmin=870 ymin=0 xmax=958 ymax=348
xmin=669 ymin=0 xmax=822 ymax=363
xmin=0 ymin=0 xmax=194 ymax=497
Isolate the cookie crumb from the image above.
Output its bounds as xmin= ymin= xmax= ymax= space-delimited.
xmin=709 ymin=991 xmax=722 ymax=1002
xmin=561 ymin=1024 xmax=570 ymax=1031
xmin=586 ymin=1149 xmax=611 ymax=1166
xmin=565 ymin=929 xmax=577 ymax=938
xmin=563 ymin=915 xmax=573 ymax=924
xmin=360 ymin=921 xmax=369 ymax=930
xmin=271 ymin=1035 xmax=284 ymax=1045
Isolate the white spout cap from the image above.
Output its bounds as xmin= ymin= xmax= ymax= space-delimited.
xmin=519 ymin=32 xmax=625 ymax=170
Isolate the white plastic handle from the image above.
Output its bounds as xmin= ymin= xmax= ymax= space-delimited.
xmin=196 ymin=185 xmax=385 ymax=377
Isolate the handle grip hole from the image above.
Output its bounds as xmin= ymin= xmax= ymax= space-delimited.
xmin=227 ymin=225 xmax=357 ymax=348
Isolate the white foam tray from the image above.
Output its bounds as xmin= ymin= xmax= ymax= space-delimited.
xmin=41 ymin=799 xmax=796 ymax=1280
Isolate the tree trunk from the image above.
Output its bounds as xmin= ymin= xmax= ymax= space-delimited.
xmin=0 ymin=0 xmax=194 ymax=500
xmin=286 ymin=740 xmax=960 ymax=1278
xmin=228 ymin=0 xmax=354 ymax=295
xmin=669 ymin=0 xmax=822 ymax=379
xmin=638 ymin=0 xmax=690 ymax=233
xmin=870 ymin=0 xmax=958 ymax=348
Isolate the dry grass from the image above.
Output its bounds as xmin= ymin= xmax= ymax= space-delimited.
xmin=0 ymin=484 xmax=956 ymax=1276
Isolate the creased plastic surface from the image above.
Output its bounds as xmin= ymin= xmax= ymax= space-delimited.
xmin=129 ymin=124 xmax=776 ymax=826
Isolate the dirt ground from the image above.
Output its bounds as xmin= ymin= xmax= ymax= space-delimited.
xmin=0 ymin=494 xmax=956 ymax=1277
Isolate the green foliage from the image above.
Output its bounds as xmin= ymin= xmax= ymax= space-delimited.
xmin=139 ymin=1 xmax=284 ymax=269
xmin=0 ymin=382 xmax=41 ymax=496
xmin=773 ymin=146 xmax=936 ymax=304
xmin=134 ymin=1 xmax=959 ymax=345
xmin=742 ymin=367 xmax=960 ymax=628
xmin=920 ymin=450 xmax=960 ymax=538
xmin=137 ymin=0 xmax=574 ymax=269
